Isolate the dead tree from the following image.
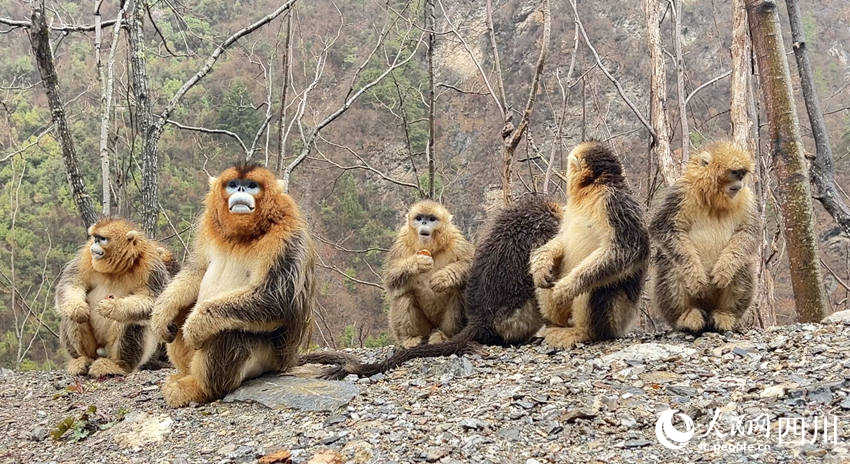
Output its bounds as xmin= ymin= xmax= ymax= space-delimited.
xmin=28 ymin=7 xmax=98 ymax=228
xmin=785 ymin=0 xmax=850 ymax=238
xmin=489 ymin=0 xmax=550 ymax=205
xmin=746 ymin=0 xmax=828 ymax=322
xmin=644 ymin=0 xmax=676 ymax=186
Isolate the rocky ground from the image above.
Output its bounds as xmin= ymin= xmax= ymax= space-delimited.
xmin=5 ymin=318 xmax=850 ymax=464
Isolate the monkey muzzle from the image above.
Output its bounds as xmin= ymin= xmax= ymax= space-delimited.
xmin=726 ymin=181 xmax=743 ymax=198
xmin=90 ymin=243 xmax=105 ymax=260
xmin=228 ymin=192 xmax=256 ymax=214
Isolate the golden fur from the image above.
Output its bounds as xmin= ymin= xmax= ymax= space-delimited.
xmin=650 ymin=141 xmax=758 ymax=332
xmin=530 ymin=142 xmax=650 ymax=348
xmin=385 ymin=201 xmax=473 ymax=347
xmin=151 ymin=164 xmax=315 ymax=407
xmin=56 ymin=218 xmax=169 ymax=377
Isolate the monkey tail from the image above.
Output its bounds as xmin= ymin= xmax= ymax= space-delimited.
xmin=302 ymin=325 xmax=482 ymax=379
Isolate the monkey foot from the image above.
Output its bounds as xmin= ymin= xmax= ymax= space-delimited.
xmin=162 ymin=374 xmax=207 ymax=408
xmin=399 ymin=337 xmax=424 ymax=349
xmin=88 ymin=358 xmax=129 ymax=378
xmin=676 ymin=308 xmax=707 ymax=333
xmin=66 ymin=357 xmax=93 ymax=376
xmin=544 ymin=327 xmax=590 ymax=349
xmin=712 ymin=312 xmax=738 ymax=332
xmin=428 ymin=331 xmax=448 ymax=344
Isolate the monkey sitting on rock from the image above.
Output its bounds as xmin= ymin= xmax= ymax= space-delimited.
xmin=151 ymin=164 xmax=316 ymax=407
xmin=650 ymin=141 xmax=757 ymax=332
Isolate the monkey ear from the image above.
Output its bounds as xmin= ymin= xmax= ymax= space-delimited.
xmin=87 ymin=225 xmax=95 ymax=236
xmin=447 ymin=213 xmax=453 ymax=223
xmin=277 ymin=179 xmax=286 ymax=192
xmin=208 ymin=176 xmax=218 ymax=188
xmin=126 ymin=230 xmax=141 ymax=244
xmin=697 ymin=151 xmax=712 ymax=167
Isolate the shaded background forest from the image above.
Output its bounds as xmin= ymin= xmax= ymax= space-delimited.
xmin=1 ymin=0 xmax=849 ymax=369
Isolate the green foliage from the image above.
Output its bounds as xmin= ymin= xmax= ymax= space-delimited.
xmin=217 ymin=81 xmax=265 ymax=144
xmin=364 ymin=331 xmax=391 ymax=348
xmin=50 ymin=405 xmax=101 ymax=442
xmin=338 ymin=324 xmax=391 ymax=348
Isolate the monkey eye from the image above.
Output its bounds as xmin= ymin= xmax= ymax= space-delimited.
xmin=414 ymin=215 xmax=423 ymax=221
xmin=227 ymin=181 xmax=238 ymax=189
xmin=247 ymin=181 xmax=258 ymax=189
xmin=428 ymin=215 xmax=437 ymax=222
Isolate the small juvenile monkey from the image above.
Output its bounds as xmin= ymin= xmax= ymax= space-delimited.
xmin=302 ymin=195 xmax=562 ymax=377
xmin=650 ymin=141 xmax=757 ymax=332
xmin=56 ymin=218 xmax=171 ymax=377
xmin=151 ymin=163 xmax=315 ymax=407
xmin=385 ymin=201 xmax=473 ymax=347
xmin=530 ymin=141 xmax=650 ymax=348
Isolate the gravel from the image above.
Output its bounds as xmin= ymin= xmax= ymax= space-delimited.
xmin=3 ymin=322 xmax=850 ymax=463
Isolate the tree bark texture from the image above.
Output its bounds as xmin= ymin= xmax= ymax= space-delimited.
xmin=29 ymin=8 xmax=99 ymax=228
xmin=644 ymin=0 xmax=676 ymax=186
xmin=785 ymin=0 xmax=850 ymax=238
xmin=746 ymin=0 xmax=828 ymax=322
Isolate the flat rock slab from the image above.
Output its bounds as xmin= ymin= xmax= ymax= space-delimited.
xmin=599 ymin=342 xmax=696 ymax=366
xmin=224 ymin=375 xmax=359 ymax=411
xmin=111 ymin=411 xmax=173 ymax=447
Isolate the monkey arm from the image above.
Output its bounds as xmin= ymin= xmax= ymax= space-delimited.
xmin=96 ymin=260 xmax=171 ymax=323
xmin=430 ymin=240 xmax=474 ymax=292
xmin=529 ymin=238 xmax=566 ymax=288
xmin=556 ymin=194 xmax=650 ymax=300
xmin=711 ymin=204 xmax=759 ymax=287
xmin=384 ymin=253 xmax=433 ymax=290
xmin=649 ymin=187 xmax=708 ymax=292
xmin=151 ymin=258 xmax=206 ymax=342
xmin=55 ymin=257 xmax=90 ymax=323
xmin=183 ymin=231 xmax=315 ymax=349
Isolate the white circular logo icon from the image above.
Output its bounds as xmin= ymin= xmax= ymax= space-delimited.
xmin=655 ymin=409 xmax=695 ymax=449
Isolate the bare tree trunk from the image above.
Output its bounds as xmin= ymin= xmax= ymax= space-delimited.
xmin=126 ymin=0 xmax=156 ymax=236
xmin=785 ymin=0 xmax=850 ymax=238
xmin=732 ymin=0 xmax=775 ymax=326
xmin=644 ymin=0 xmax=676 ymax=186
xmin=28 ymin=7 xmax=98 ymax=228
xmin=670 ymin=0 xmax=689 ymax=162
xmin=746 ymin=0 xmax=828 ymax=322
xmin=498 ymin=0 xmax=550 ymax=205
xmin=730 ymin=0 xmax=752 ymax=148
xmin=96 ymin=1 xmax=127 ymax=217
xmin=425 ymin=0 xmax=436 ymax=199
xmin=276 ymin=11 xmax=292 ymax=174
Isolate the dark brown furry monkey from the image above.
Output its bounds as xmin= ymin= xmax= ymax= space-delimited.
xmin=650 ymin=141 xmax=757 ymax=332
xmin=151 ymin=164 xmax=315 ymax=407
xmin=530 ymin=141 xmax=650 ymax=348
xmin=385 ymin=201 xmax=473 ymax=347
xmin=56 ymin=218 xmax=171 ymax=377
xmin=301 ymin=195 xmax=562 ymax=377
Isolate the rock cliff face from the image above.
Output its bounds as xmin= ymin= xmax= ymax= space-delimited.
xmin=5 ymin=317 xmax=850 ymax=463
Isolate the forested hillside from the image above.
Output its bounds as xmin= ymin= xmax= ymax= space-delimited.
xmin=1 ymin=0 xmax=848 ymax=369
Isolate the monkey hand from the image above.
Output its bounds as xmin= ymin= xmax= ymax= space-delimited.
xmin=429 ymin=269 xmax=456 ymax=293
xmin=552 ymin=278 xmax=581 ymax=305
xmin=684 ymin=265 xmax=710 ymax=296
xmin=181 ymin=311 xmax=214 ymax=350
xmin=710 ymin=261 xmax=735 ymax=288
xmin=151 ymin=304 xmax=179 ymax=343
xmin=95 ymin=297 xmax=121 ymax=321
xmin=413 ymin=254 xmax=434 ymax=274
xmin=66 ymin=302 xmax=90 ymax=323
xmin=531 ymin=266 xmax=556 ymax=289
